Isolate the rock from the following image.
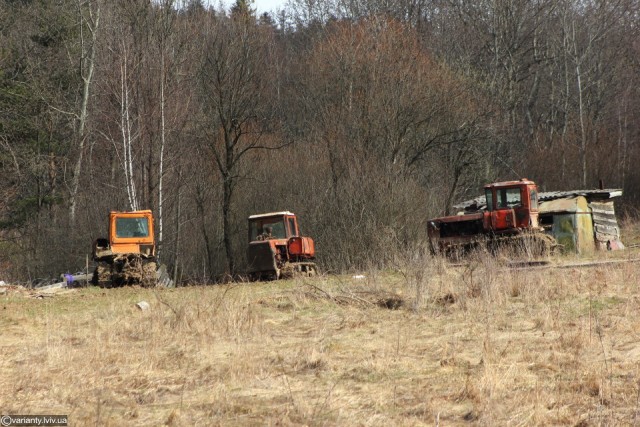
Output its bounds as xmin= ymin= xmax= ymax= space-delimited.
xmin=136 ymin=301 xmax=150 ymax=311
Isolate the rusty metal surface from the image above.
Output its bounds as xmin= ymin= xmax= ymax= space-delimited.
xmin=428 ymin=212 xmax=484 ymax=224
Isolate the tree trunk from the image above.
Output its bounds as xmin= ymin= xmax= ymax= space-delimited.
xmin=222 ymin=175 xmax=235 ymax=277
xmin=69 ymin=2 xmax=99 ymax=225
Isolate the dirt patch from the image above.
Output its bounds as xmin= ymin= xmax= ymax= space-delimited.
xmin=376 ymin=295 xmax=404 ymax=309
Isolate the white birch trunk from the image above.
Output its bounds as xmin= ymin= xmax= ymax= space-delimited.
xmin=120 ymin=46 xmax=138 ymax=211
xmin=69 ymin=1 xmax=100 ymax=225
xmin=158 ymin=53 xmax=166 ymax=260
xmin=572 ymin=20 xmax=588 ymax=188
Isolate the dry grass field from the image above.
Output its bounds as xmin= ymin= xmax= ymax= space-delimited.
xmin=2 ymin=249 xmax=640 ymax=425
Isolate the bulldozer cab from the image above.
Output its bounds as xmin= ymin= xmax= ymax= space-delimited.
xmin=248 ymin=211 xmax=298 ymax=242
xmin=109 ymin=210 xmax=155 ymax=256
xmin=484 ymin=179 xmax=540 ymax=231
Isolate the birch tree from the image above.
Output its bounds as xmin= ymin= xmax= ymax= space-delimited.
xmin=69 ymin=0 xmax=100 ymax=225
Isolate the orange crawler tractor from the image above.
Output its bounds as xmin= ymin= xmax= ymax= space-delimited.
xmin=247 ymin=211 xmax=318 ymax=280
xmin=92 ymin=210 xmax=158 ymax=287
xmin=428 ymin=179 xmax=556 ymax=256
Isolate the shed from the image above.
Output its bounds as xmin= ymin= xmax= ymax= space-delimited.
xmin=538 ymin=196 xmax=595 ymax=254
xmin=537 ymin=190 xmax=624 ymax=252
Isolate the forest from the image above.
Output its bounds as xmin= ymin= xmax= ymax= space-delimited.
xmin=0 ymin=0 xmax=639 ymax=283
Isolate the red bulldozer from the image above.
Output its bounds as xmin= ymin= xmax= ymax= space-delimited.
xmin=246 ymin=211 xmax=318 ymax=280
xmin=427 ymin=179 xmax=556 ymax=257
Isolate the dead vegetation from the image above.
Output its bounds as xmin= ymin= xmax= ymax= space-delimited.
xmin=2 ymin=250 xmax=640 ymax=425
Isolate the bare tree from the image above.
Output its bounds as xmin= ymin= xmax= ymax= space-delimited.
xmin=197 ymin=7 xmax=280 ymax=276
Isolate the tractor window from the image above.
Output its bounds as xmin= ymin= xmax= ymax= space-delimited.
xmin=115 ymin=217 xmax=149 ymax=238
xmin=249 ymin=217 xmax=287 ymax=241
xmin=288 ymin=218 xmax=297 ymax=236
xmin=485 ymin=189 xmax=494 ymax=211
xmin=249 ymin=221 xmax=259 ymax=241
xmin=530 ymin=188 xmax=538 ymax=209
xmin=269 ymin=221 xmax=286 ymax=238
xmin=496 ymin=188 xmax=522 ymax=209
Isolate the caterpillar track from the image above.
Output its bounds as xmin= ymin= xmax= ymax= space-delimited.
xmin=92 ymin=254 xmax=158 ymax=288
xmin=439 ymin=231 xmax=558 ymax=260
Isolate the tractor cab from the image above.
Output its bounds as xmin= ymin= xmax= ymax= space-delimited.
xmin=247 ymin=211 xmax=316 ymax=279
xmin=248 ymin=211 xmax=298 ymax=242
xmin=109 ymin=210 xmax=155 ymax=256
xmin=483 ymin=179 xmax=540 ymax=232
xmin=93 ymin=210 xmax=156 ymax=260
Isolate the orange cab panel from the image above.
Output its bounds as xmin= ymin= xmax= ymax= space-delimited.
xmin=111 ymin=243 xmax=143 ymax=254
xmin=288 ymin=236 xmax=315 ymax=258
xmin=107 ymin=210 xmax=156 ymax=257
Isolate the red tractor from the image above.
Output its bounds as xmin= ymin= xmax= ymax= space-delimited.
xmin=246 ymin=211 xmax=318 ymax=280
xmin=428 ymin=179 xmax=556 ymax=256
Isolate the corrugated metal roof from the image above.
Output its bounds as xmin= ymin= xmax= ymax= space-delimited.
xmin=453 ymin=189 xmax=622 ymax=212
xmin=538 ymin=189 xmax=622 ymax=201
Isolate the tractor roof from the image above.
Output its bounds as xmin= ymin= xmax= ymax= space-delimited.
xmin=248 ymin=211 xmax=295 ymax=219
xmin=484 ymin=179 xmax=535 ymax=189
xmin=110 ymin=210 xmax=153 ymax=215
